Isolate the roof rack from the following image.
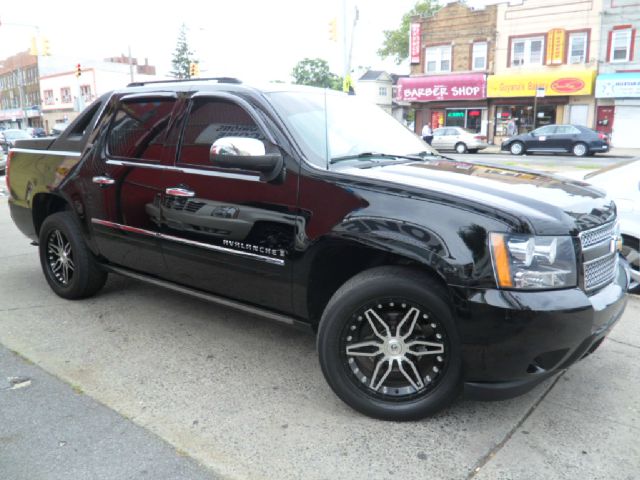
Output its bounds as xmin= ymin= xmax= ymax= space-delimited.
xmin=127 ymin=77 xmax=242 ymax=87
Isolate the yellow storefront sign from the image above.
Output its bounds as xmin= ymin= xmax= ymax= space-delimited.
xmin=546 ymin=29 xmax=566 ymax=65
xmin=487 ymin=70 xmax=595 ymax=97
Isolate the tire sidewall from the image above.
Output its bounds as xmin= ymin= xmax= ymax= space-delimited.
xmin=39 ymin=212 xmax=91 ymax=298
xmin=318 ymin=268 xmax=462 ymax=420
xmin=455 ymin=143 xmax=467 ymax=154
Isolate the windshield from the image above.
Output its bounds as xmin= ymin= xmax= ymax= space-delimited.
xmin=266 ymin=90 xmax=435 ymax=169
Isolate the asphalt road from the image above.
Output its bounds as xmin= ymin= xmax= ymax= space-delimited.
xmin=0 ymin=198 xmax=639 ymax=480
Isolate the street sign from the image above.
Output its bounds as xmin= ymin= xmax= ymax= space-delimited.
xmin=536 ymin=87 xmax=546 ymax=97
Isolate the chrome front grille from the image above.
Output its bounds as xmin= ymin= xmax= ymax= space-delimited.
xmin=580 ymin=222 xmax=615 ymax=249
xmin=579 ymin=222 xmax=618 ymax=291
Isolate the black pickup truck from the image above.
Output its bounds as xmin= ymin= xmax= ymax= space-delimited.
xmin=6 ymin=79 xmax=630 ymax=420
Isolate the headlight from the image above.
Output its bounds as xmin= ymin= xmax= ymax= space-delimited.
xmin=489 ymin=233 xmax=577 ymax=290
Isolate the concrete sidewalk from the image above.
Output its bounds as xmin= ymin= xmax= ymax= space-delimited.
xmin=0 ymin=346 xmax=217 ymax=480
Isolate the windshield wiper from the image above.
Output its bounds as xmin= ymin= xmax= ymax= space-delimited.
xmin=330 ymin=152 xmax=430 ymax=165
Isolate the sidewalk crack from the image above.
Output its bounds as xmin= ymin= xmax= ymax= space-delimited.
xmin=465 ymin=372 xmax=565 ymax=479
xmin=607 ymin=338 xmax=640 ymax=350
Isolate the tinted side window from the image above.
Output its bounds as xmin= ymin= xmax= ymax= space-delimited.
xmin=556 ymin=125 xmax=581 ymax=135
xmin=178 ymin=98 xmax=264 ymax=167
xmin=107 ymin=98 xmax=175 ymax=161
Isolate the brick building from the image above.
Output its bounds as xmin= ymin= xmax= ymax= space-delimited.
xmin=397 ymin=2 xmax=498 ymax=138
xmin=0 ymin=51 xmax=43 ymax=129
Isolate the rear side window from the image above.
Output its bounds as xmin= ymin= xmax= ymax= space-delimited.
xmin=178 ymin=98 xmax=265 ymax=167
xmin=107 ymin=98 xmax=175 ymax=161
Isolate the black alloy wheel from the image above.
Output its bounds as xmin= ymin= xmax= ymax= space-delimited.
xmin=317 ymin=266 xmax=461 ymax=421
xmin=39 ymin=212 xmax=108 ymax=299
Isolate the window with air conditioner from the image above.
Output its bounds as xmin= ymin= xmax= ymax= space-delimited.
xmin=612 ymin=28 xmax=632 ymax=63
xmin=472 ymin=42 xmax=488 ymax=70
xmin=425 ymin=45 xmax=452 ymax=73
xmin=510 ymin=37 xmax=544 ymax=66
xmin=569 ymin=32 xmax=588 ymax=64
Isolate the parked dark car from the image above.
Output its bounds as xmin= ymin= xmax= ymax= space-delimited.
xmin=6 ymin=80 xmax=630 ymax=421
xmin=0 ymin=129 xmax=32 ymax=153
xmin=501 ymin=124 xmax=609 ymax=157
xmin=24 ymin=127 xmax=47 ymax=138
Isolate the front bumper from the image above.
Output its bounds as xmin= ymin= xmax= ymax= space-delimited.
xmin=454 ymin=259 xmax=629 ymax=400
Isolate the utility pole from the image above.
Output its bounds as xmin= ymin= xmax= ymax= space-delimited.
xmin=128 ymin=45 xmax=134 ymax=83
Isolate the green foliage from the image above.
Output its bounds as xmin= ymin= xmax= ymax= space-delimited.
xmin=170 ymin=24 xmax=198 ymax=79
xmin=378 ymin=0 xmax=440 ymax=65
xmin=291 ymin=58 xmax=343 ymax=90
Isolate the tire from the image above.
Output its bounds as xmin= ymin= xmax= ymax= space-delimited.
xmin=39 ymin=212 xmax=108 ymax=299
xmin=509 ymin=141 xmax=525 ymax=155
xmin=455 ymin=142 xmax=468 ymax=154
xmin=621 ymin=235 xmax=640 ymax=293
xmin=317 ymin=266 xmax=462 ymax=421
xmin=572 ymin=142 xmax=588 ymax=157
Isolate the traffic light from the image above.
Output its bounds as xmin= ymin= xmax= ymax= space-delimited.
xmin=30 ymin=36 xmax=38 ymax=55
xmin=75 ymin=63 xmax=82 ymax=77
xmin=41 ymin=37 xmax=51 ymax=56
xmin=328 ymin=18 xmax=337 ymax=42
xmin=189 ymin=62 xmax=200 ymax=78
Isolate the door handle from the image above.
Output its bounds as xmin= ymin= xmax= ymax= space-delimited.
xmin=165 ymin=187 xmax=195 ymax=198
xmin=92 ymin=175 xmax=115 ymax=187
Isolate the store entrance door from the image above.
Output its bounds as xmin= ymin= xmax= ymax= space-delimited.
xmin=596 ymin=106 xmax=614 ymax=137
xmin=431 ymin=110 xmax=445 ymax=129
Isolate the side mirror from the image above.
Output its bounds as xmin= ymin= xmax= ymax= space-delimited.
xmin=209 ymin=137 xmax=284 ymax=182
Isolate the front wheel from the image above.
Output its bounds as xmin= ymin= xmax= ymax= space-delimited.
xmin=509 ymin=141 xmax=525 ymax=155
xmin=39 ymin=212 xmax=108 ymax=299
xmin=317 ymin=266 xmax=461 ymax=421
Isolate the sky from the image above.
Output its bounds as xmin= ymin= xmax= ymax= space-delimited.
xmin=0 ymin=0 xmax=494 ymax=82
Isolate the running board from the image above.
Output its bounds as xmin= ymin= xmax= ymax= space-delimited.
xmin=104 ymin=265 xmax=312 ymax=331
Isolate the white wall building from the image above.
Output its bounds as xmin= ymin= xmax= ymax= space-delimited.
xmin=355 ymin=70 xmax=393 ymax=114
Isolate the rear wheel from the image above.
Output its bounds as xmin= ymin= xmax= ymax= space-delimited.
xmin=572 ymin=142 xmax=588 ymax=157
xmin=39 ymin=212 xmax=107 ymax=299
xmin=455 ymin=142 xmax=468 ymax=154
xmin=317 ymin=266 xmax=461 ymax=421
xmin=510 ymin=141 xmax=524 ymax=155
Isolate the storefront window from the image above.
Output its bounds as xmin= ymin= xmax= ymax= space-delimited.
xmin=444 ymin=108 xmax=484 ymax=132
xmin=495 ymin=105 xmax=556 ymax=136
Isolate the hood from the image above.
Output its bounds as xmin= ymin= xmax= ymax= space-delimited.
xmin=341 ymin=158 xmax=615 ymax=235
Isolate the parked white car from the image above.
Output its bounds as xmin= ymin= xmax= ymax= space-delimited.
xmin=431 ymin=127 xmax=488 ymax=154
xmin=584 ymin=159 xmax=640 ymax=291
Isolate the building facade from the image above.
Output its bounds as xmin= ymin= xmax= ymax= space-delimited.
xmin=397 ymin=2 xmax=498 ymax=138
xmin=490 ymin=0 xmax=603 ymax=144
xmin=355 ymin=70 xmax=393 ymax=114
xmin=0 ymin=51 xmax=43 ymax=129
xmin=39 ymin=58 xmax=160 ymax=131
xmin=594 ymin=0 xmax=640 ymax=147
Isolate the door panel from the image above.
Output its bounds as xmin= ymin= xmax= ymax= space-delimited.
xmin=83 ymin=95 xmax=178 ymax=276
xmin=158 ymin=96 xmax=298 ymax=312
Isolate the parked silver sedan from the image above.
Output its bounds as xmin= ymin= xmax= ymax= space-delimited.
xmin=431 ymin=127 xmax=488 ymax=153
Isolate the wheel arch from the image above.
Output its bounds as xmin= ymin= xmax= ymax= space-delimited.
xmin=32 ymin=192 xmax=72 ymax=237
xmin=300 ymin=237 xmax=451 ymax=329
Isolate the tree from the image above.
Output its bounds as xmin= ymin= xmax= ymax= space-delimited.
xmin=291 ymin=58 xmax=342 ymax=90
xmin=170 ymin=24 xmax=197 ymax=79
xmin=378 ymin=0 xmax=440 ymax=65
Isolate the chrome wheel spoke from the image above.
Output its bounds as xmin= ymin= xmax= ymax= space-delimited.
xmin=51 ymin=258 xmax=63 ymax=273
xmin=67 ymin=257 xmax=75 ymax=271
xmin=346 ymin=341 xmax=383 ymax=357
xmin=398 ymin=357 xmax=424 ymax=390
xmin=396 ymin=307 xmax=421 ymax=339
xmin=369 ymin=358 xmax=393 ymax=391
xmin=62 ymin=263 xmax=70 ymax=284
xmin=364 ymin=308 xmax=392 ymax=340
xmin=406 ymin=340 xmax=445 ymax=356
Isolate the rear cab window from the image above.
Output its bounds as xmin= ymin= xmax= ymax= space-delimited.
xmin=106 ymin=95 xmax=177 ymax=163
